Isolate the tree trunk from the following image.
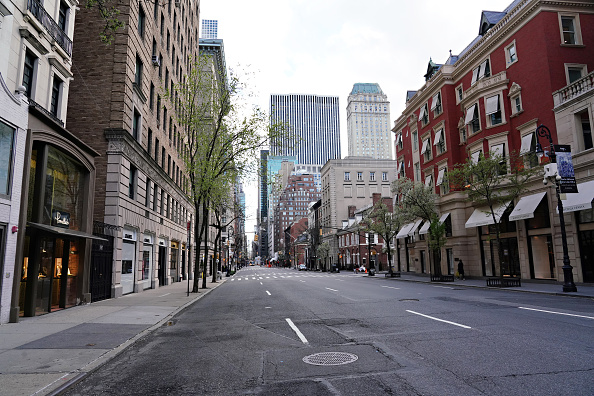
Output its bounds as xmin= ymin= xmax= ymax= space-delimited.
xmin=202 ymin=201 xmax=209 ymax=289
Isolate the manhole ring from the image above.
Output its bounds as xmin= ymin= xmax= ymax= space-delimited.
xmin=302 ymin=352 xmax=358 ymax=366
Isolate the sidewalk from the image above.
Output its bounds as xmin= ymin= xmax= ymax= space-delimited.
xmin=368 ymin=271 xmax=594 ymax=299
xmin=0 ymin=275 xmax=225 ymax=396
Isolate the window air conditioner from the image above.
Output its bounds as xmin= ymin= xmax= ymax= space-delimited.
xmin=152 ymin=56 xmax=160 ymax=67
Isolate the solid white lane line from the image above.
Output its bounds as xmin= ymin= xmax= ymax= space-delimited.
xmin=158 ymin=293 xmax=171 ymax=297
xmin=286 ymin=318 xmax=309 ymax=344
xmin=406 ymin=310 xmax=472 ymax=329
xmin=434 ymin=285 xmax=454 ymax=289
xmin=266 ymin=291 xmax=271 ymax=295
xmin=266 ymin=276 xmax=270 ymax=279
xmin=326 ymin=287 xmax=338 ymax=292
xmin=518 ymin=307 xmax=594 ymax=320
xmin=381 ymin=286 xmax=400 ymax=290
xmin=300 ymin=280 xmax=306 ymax=283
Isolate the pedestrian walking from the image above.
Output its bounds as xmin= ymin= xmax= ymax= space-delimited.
xmin=457 ymin=260 xmax=465 ymax=280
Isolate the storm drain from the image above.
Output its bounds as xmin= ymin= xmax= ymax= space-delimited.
xmin=302 ymin=352 xmax=358 ymax=366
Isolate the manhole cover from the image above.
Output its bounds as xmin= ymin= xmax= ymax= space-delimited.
xmin=302 ymin=352 xmax=358 ymax=366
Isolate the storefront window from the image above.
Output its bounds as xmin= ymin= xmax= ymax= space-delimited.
xmin=0 ymin=121 xmax=15 ymax=195
xmin=530 ymin=235 xmax=555 ymax=279
xmin=42 ymin=146 xmax=85 ymax=231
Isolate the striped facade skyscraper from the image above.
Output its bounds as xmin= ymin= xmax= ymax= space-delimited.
xmin=346 ymin=83 xmax=392 ymax=159
xmin=270 ymin=94 xmax=341 ymax=166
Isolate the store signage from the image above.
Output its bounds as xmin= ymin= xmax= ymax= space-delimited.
xmin=554 ymin=145 xmax=578 ymax=194
xmin=52 ymin=210 xmax=70 ymax=228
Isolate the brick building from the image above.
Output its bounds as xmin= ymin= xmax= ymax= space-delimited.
xmin=392 ymin=0 xmax=594 ymax=283
xmin=67 ymin=0 xmax=200 ymax=298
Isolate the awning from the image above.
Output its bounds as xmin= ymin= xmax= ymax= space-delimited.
xmin=465 ymin=104 xmax=477 ymax=125
xmin=396 ymin=133 xmax=402 ymax=145
xmin=478 ymin=60 xmax=488 ymax=79
xmin=425 ymin=174 xmax=432 ymax=187
xmin=408 ymin=219 xmax=423 ymax=236
xmin=433 ymin=129 xmax=443 ymax=145
xmin=430 ymin=93 xmax=440 ymax=111
xmin=27 ymin=222 xmax=108 ymax=241
xmin=419 ymin=212 xmax=451 ymax=235
xmin=471 ymin=67 xmax=479 ymax=85
xmin=520 ymin=133 xmax=535 ymax=155
xmin=399 ymin=161 xmax=405 ymax=173
xmin=396 ymin=222 xmax=416 ymax=239
xmin=485 ymin=95 xmax=500 ymax=115
xmin=465 ymin=201 xmax=511 ymax=228
xmin=418 ymin=105 xmax=426 ymax=121
xmin=471 ymin=150 xmax=482 ymax=164
xmin=509 ymin=192 xmax=546 ymax=221
xmin=420 ymin=138 xmax=429 ymax=154
xmin=436 ymin=168 xmax=446 ymax=186
xmin=558 ymin=180 xmax=594 ymax=213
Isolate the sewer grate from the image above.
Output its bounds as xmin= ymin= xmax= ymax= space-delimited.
xmin=302 ymin=352 xmax=358 ymax=366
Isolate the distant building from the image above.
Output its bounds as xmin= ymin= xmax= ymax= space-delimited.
xmin=270 ymin=94 xmax=341 ymax=167
xmin=201 ymin=19 xmax=218 ymax=39
xmin=347 ymin=83 xmax=392 ymax=159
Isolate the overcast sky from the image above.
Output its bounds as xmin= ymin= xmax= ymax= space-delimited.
xmin=200 ymin=0 xmax=515 ymax=250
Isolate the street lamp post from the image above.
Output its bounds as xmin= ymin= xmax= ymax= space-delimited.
xmin=535 ymin=124 xmax=577 ymax=292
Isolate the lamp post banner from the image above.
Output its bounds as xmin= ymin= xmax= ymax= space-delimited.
xmin=554 ymin=145 xmax=578 ymax=194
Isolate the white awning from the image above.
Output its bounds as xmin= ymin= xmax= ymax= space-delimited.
xmin=419 ymin=213 xmax=450 ymax=235
xmin=491 ymin=143 xmax=504 ymax=158
xmin=433 ymin=129 xmax=443 ymax=145
xmin=471 ymin=67 xmax=479 ymax=84
xmin=465 ymin=104 xmax=476 ymax=125
xmin=430 ymin=93 xmax=440 ymax=111
xmin=436 ymin=168 xmax=446 ymax=186
xmin=465 ymin=201 xmax=511 ymax=228
xmin=509 ymin=192 xmax=546 ymax=221
xmin=418 ymin=105 xmax=426 ymax=121
xmin=420 ymin=138 xmax=429 ymax=154
xmin=471 ymin=150 xmax=482 ymax=164
xmin=399 ymin=161 xmax=405 ymax=173
xmin=408 ymin=219 xmax=424 ymax=236
xmin=396 ymin=222 xmax=416 ymax=239
xmin=478 ymin=60 xmax=488 ymax=79
xmin=520 ymin=133 xmax=534 ymax=155
xmin=396 ymin=133 xmax=402 ymax=145
xmin=425 ymin=174 xmax=432 ymax=187
xmin=485 ymin=95 xmax=500 ymax=115
xmin=557 ymin=180 xmax=594 ymax=213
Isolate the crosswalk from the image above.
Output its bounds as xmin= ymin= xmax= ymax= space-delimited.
xmin=230 ymin=272 xmax=343 ymax=282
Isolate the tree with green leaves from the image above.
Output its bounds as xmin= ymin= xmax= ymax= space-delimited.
xmin=317 ymin=242 xmax=330 ymax=271
xmin=170 ymin=55 xmax=292 ymax=292
xmin=360 ymin=199 xmax=409 ymax=275
xmin=391 ymin=177 xmax=446 ymax=275
xmin=447 ymin=150 xmax=540 ymax=278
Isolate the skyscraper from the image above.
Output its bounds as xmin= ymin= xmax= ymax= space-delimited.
xmin=270 ymin=94 xmax=341 ymax=166
xmin=347 ymin=83 xmax=392 ymax=159
xmin=201 ymin=19 xmax=218 ymax=39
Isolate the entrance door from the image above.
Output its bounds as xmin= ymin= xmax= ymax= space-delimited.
xmin=141 ymin=246 xmax=152 ymax=289
xmin=121 ymin=240 xmax=136 ymax=294
xmin=158 ymin=245 xmax=167 ymax=286
xmin=90 ymin=235 xmax=113 ymax=302
xmin=579 ymin=230 xmax=594 ymax=282
xmin=181 ymin=246 xmax=186 ymax=281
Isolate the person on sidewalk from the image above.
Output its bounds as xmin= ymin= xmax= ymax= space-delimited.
xmin=457 ymin=260 xmax=465 ymax=280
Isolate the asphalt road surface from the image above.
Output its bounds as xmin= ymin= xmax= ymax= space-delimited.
xmin=64 ymin=266 xmax=594 ymax=396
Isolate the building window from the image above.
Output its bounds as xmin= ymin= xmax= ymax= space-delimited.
xmin=486 ymin=95 xmax=503 ymax=126
xmin=0 ymin=121 xmax=15 ymax=196
xmin=145 ymin=178 xmax=151 ymax=207
xmin=434 ymin=128 xmax=446 ymax=155
xmin=412 ymin=130 xmax=418 ymax=151
xmin=414 ymin=162 xmax=421 ymax=182
xmin=160 ymin=189 xmax=164 ymax=215
xmin=155 ymin=138 xmax=159 ymax=161
xmin=511 ymin=94 xmax=523 ymax=115
xmin=50 ymin=76 xmax=63 ymax=117
xmin=424 ymin=174 xmax=433 ymax=189
xmin=421 ymin=137 xmax=432 ymax=162
xmin=357 ymin=172 xmax=363 ymax=181
xmin=456 ymin=84 xmax=463 ymax=104
xmin=161 ymin=147 xmax=165 ymax=168
xmin=147 ymin=128 xmax=152 ymax=154
xmin=382 ymin=172 xmax=388 ymax=181
xmin=436 ymin=167 xmax=449 ymax=195
xmin=419 ymin=103 xmax=429 ymax=125
xmin=129 ymin=165 xmax=137 ymax=199
xmin=153 ymin=185 xmax=159 ymax=212
xmin=431 ymin=92 xmax=442 ymax=115
xmin=565 ymin=64 xmax=587 ymax=84
xmin=370 ymin=172 xmax=375 ymax=181
xmin=163 ymin=108 xmax=167 ymax=130
xmin=58 ymin=1 xmax=68 ymax=32
xmin=465 ymin=104 xmax=481 ymax=134
xmin=138 ymin=6 xmax=145 ymax=38
xmin=132 ymin=109 xmax=141 ymax=140
xmin=579 ymin=110 xmax=593 ymax=151
xmin=135 ymin=55 xmax=143 ymax=86
xmin=398 ymin=161 xmax=405 ymax=179
xmin=471 ymin=59 xmax=490 ymax=84
xmin=491 ymin=143 xmax=507 ymax=175
xmin=559 ymin=14 xmax=582 ymax=45
xmin=460 ymin=127 xmax=467 ymax=144
xmin=505 ymin=41 xmax=517 ymax=67
xmin=22 ymin=51 xmax=37 ymax=98
xmin=166 ymin=30 xmax=170 ymax=52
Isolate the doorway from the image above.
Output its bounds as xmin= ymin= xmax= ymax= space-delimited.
xmin=579 ymin=230 xmax=594 ymax=282
xmin=158 ymin=245 xmax=167 ymax=286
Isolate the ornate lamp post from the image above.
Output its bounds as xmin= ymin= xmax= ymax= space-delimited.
xmin=534 ymin=124 xmax=577 ymax=292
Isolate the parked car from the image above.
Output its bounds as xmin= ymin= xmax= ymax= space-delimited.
xmin=298 ymin=264 xmax=307 ymax=271
xmin=355 ymin=266 xmax=367 ymax=273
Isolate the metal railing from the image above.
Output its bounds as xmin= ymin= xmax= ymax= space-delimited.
xmin=27 ymin=0 xmax=72 ymax=57
xmin=553 ymin=71 xmax=594 ymax=108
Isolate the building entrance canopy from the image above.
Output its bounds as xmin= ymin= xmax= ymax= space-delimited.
xmin=465 ymin=202 xmax=511 ymax=228
xmin=509 ymin=192 xmax=546 ymax=221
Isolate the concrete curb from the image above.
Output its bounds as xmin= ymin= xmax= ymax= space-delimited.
xmin=45 ymin=279 xmax=226 ymax=396
xmin=362 ymin=273 xmax=594 ymax=300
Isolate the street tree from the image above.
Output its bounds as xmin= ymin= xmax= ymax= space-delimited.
xmin=447 ymin=150 xmax=540 ymax=277
xmin=170 ymin=55 xmax=292 ymax=292
xmin=317 ymin=242 xmax=330 ymax=271
xmin=360 ymin=200 xmax=409 ymax=275
xmin=391 ymin=178 xmax=446 ymax=275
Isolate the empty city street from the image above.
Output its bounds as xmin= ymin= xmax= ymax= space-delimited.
xmin=64 ymin=267 xmax=594 ymax=396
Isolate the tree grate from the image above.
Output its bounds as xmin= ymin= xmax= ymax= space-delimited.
xmin=302 ymin=352 xmax=358 ymax=366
